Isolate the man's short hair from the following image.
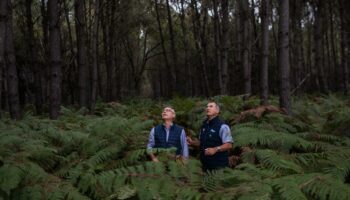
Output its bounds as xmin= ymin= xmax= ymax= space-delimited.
xmin=163 ymin=106 xmax=176 ymax=117
xmin=208 ymin=100 xmax=220 ymax=113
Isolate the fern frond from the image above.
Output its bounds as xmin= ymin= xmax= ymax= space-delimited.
xmin=255 ymin=149 xmax=304 ymax=174
xmin=234 ymin=127 xmax=314 ymax=151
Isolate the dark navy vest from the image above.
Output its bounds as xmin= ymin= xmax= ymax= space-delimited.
xmin=200 ymin=116 xmax=229 ymax=170
xmin=154 ymin=124 xmax=183 ymax=155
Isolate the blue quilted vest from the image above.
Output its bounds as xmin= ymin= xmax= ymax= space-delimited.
xmin=154 ymin=124 xmax=183 ymax=155
xmin=200 ymin=116 xmax=229 ymax=170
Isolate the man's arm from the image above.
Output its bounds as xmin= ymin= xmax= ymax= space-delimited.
xmin=204 ymin=124 xmax=233 ymax=156
xmin=180 ymin=129 xmax=189 ymax=158
xmin=147 ymin=128 xmax=159 ymax=162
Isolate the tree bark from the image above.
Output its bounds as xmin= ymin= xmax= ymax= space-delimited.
xmin=212 ymin=0 xmax=222 ymax=95
xmin=220 ymin=0 xmax=229 ymax=95
xmin=48 ymin=0 xmax=62 ymax=119
xmin=41 ymin=0 xmax=49 ymax=104
xmin=190 ymin=0 xmax=209 ymax=96
xmin=278 ymin=0 xmax=291 ymax=114
xmin=5 ymin=0 xmax=20 ymax=119
xmin=0 ymin=0 xmax=6 ymax=118
xmin=260 ymin=0 xmax=270 ymax=105
xmin=314 ymin=0 xmax=328 ymax=93
xmin=62 ymin=0 xmax=76 ymax=104
xmin=75 ymin=0 xmax=89 ymax=108
xmin=155 ymin=0 xmax=174 ymax=97
xmin=90 ymin=0 xmax=99 ymax=111
xmin=339 ymin=0 xmax=349 ymax=94
xmin=26 ymin=0 xmax=43 ymax=114
xmin=165 ymin=0 xmax=178 ymax=94
xmin=179 ymin=0 xmax=193 ymax=96
xmin=239 ymin=0 xmax=251 ymax=97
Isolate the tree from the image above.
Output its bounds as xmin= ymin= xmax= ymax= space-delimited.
xmin=90 ymin=0 xmax=100 ymax=111
xmin=75 ymin=0 xmax=89 ymax=108
xmin=278 ymin=0 xmax=291 ymax=114
xmin=5 ymin=0 xmax=20 ymax=119
xmin=220 ymin=0 xmax=229 ymax=95
xmin=0 ymin=0 xmax=7 ymax=118
xmin=48 ymin=0 xmax=62 ymax=119
xmin=239 ymin=0 xmax=252 ymax=97
xmin=26 ymin=0 xmax=43 ymax=114
xmin=260 ymin=0 xmax=270 ymax=105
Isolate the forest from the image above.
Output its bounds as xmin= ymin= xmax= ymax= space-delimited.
xmin=0 ymin=0 xmax=350 ymax=199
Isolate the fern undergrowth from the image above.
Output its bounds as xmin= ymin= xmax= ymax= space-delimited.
xmin=0 ymin=95 xmax=349 ymax=199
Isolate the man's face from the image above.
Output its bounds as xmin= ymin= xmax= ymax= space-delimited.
xmin=206 ymin=102 xmax=219 ymax=117
xmin=162 ymin=107 xmax=175 ymax=120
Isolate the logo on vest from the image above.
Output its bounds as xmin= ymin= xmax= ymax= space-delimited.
xmin=210 ymin=129 xmax=216 ymax=133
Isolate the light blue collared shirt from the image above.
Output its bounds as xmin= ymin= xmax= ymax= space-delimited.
xmin=147 ymin=126 xmax=189 ymax=158
xmin=199 ymin=124 xmax=233 ymax=143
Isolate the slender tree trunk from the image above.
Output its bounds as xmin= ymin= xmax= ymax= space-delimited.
xmin=234 ymin=3 xmax=242 ymax=95
xmin=62 ymin=0 xmax=76 ymax=104
xmin=101 ymin=1 xmax=108 ymax=100
xmin=165 ymin=0 xmax=178 ymax=94
xmin=212 ymin=0 xmax=222 ymax=95
xmin=260 ymin=0 xmax=270 ymax=105
xmin=179 ymin=0 xmax=193 ymax=96
xmin=75 ymin=0 xmax=89 ymax=108
xmin=155 ymin=0 xmax=173 ymax=97
xmin=339 ymin=0 xmax=349 ymax=94
xmin=190 ymin=0 xmax=209 ymax=96
xmin=90 ymin=0 xmax=99 ymax=111
xmin=48 ymin=0 xmax=62 ymax=119
xmin=5 ymin=0 xmax=20 ymax=119
xmin=41 ymin=0 xmax=49 ymax=104
xmin=314 ymin=0 xmax=328 ymax=93
xmin=106 ymin=0 xmax=116 ymax=101
xmin=0 ymin=0 xmax=6 ymax=118
xmin=278 ymin=0 xmax=291 ymax=114
xmin=220 ymin=0 xmax=229 ymax=95
xmin=239 ymin=0 xmax=251 ymax=97
xmin=25 ymin=0 xmax=43 ymax=114
xmin=329 ymin=1 xmax=339 ymax=91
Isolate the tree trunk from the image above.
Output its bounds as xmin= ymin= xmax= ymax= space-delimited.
xmin=90 ymin=0 xmax=99 ymax=111
xmin=48 ymin=0 xmax=62 ymax=119
xmin=278 ymin=0 xmax=291 ymax=114
xmin=290 ymin=0 xmax=305 ymax=93
xmin=0 ymin=0 xmax=6 ymax=118
xmin=260 ymin=0 xmax=270 ymax=105
xmin=75 ymin=0 xmax=89 ymax=108
xmin=5 ymin=0 xmax=20 ymax=119
xmin=106 ymin=0 xmax=116 ymax=101
xmin=179 ymin=0 xmax=193 ymax=96
xmin=63 ymin=0 xmax=76 ymax=104
xmin=25 ymin=0 xmax=43 ymax=114
xmin=314 ymin=0 xmax=328 ymax=93
xmin=220 ymin=0 xmax=229 ymax=95
xmin=191 ymin=0 xmax=210 ymax=96
xmin=41 ymin=0 xmax=49 ymax=104
xmin=165 ymin=0 xmax=178 ymax=94
xmin=239 ymin=0 xmax=251 ymax=97
xmin=329 ymin=1 xmax=339 ymax=91
xmin=212 ymin=0 xmax=222 ymax=95
xmin=155 ymin=0 xmax=173 ymax=97
xmin=339 ymin=0 xmax=349 ymax=94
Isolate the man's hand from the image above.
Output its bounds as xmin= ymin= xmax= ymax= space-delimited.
xmin=152 ymin=157 xmax=159 ymax=162
xmin=204 ymin=147 xmax=218 ymax=156
xmin=187 ymin=136 xmax=200 ymax=147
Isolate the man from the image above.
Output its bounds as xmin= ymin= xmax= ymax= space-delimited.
xmin=187 ymin=101 xmax=233 ymax=171
xmin=147 ymin=106 xmax=189 ymax=162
